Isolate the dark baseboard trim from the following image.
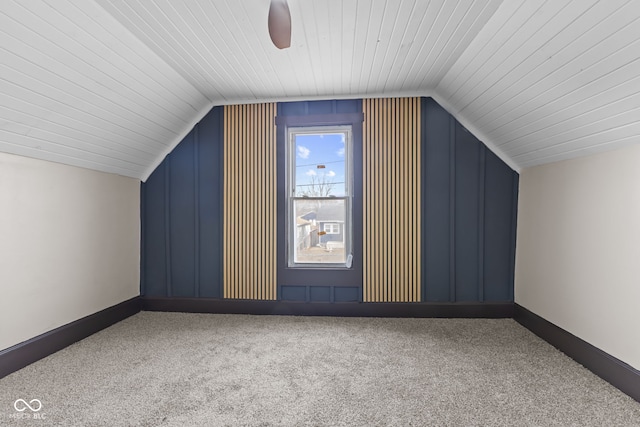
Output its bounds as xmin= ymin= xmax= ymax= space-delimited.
xmin=5 ymin=297 xmax=635 ymax=403
xmin=141 ymin=297 xmax=514 ymax=318
xmin=0 ymin=296 xmax=141 ymax=379
xmin=514 ymin=304 xmax=639 ymax=403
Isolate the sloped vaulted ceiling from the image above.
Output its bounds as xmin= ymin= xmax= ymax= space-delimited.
xmin=1 ymin=0 xmax=639 ymax=181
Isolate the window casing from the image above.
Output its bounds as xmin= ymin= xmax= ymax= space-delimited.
xmin=287 ymin=126 xmax=352 ymax=267
xmin=323 ymin=223 xmax=340 ymax=234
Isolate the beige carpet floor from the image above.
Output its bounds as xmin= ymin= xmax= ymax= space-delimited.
xmin=1 ymin=312 xmax=639 ymax=426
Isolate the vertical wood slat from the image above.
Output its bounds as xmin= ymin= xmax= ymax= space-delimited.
xmin=223 ymin=103 xmax=277 ymax=300
xmin=363 ymin=98 xmax=421 ymax=302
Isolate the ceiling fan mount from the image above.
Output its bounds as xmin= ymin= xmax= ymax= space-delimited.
xmin=268 ymin=0 xmax=291 ymax=49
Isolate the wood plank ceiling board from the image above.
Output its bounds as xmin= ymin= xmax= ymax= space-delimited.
xmin=97 ymin=0 xmax=293 ymax=101
xmin=2 ymin=0 xmax=640 ymax=178
xmin=0 ymin=0 xmax=209 ymax=179
xmin=436 ymin=0 xmax=640 ymax=169
xmin=96 ymin=0 xmax=503 ymax=100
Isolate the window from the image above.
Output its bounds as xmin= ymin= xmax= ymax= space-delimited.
xmin=323 ymin=223 xmax=340 ymax=234
xmin=288 ymin=126 xmax=352 ymax=267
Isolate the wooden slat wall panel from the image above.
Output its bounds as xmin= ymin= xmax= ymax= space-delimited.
xmin=223 ymin=104 xmax=277 ymax=300
xmin=363 ymin=98 xmax=421 ymax=302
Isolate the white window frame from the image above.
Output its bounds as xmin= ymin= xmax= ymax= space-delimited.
xmin=323 ymin=223 xmax=341 ymax=234
xmin=287 ymin=125 xmax=352 ymax=268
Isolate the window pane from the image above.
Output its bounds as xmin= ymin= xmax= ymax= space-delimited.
xmin=293 ymin=199 xmax=346 ymax=264
xmin=294 ymin=132 xmax=347 ymax=197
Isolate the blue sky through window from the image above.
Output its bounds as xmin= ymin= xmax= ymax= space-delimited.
xmin=294 ymin=132 xmax=346 ymax=196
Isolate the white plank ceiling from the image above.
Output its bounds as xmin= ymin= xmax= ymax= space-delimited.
xmin=1 ymin=0 xmax=639 ymax=180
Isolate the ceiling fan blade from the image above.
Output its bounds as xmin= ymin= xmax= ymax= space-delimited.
xmin=268 ymin=0 xmax=291 ymax=49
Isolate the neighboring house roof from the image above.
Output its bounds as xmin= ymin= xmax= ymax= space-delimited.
xmin=2 ymin=1 xmax=640 ymax=180
xmin=296 ymin=217 xmax=312 ymax=226
xmin=315 ymin=203 xmax=345 ymax=223
xmin=299 ymin=211 xmax=316 ymax=222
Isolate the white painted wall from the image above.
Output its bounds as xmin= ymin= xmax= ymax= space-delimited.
xmin=0 ymin=152 xmax=140 ymax=351
xmin=515 ymin=145 xmax=640 ymax=370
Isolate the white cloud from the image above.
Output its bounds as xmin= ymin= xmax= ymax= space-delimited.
xmin=306 ymin=169 xmax=317 ymax=176
xmin=297 ymin=145 xmax=310 ymax=159
xmin=336 ymin=147 xmax=345 ymax=157
xmin=341 ymin=134 xmax=345 ymax=144
xmin=327 ymin=170 xmax=336 ymax=177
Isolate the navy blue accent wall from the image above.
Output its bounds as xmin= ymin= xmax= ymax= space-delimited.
xmin=422 ymin=98 xmax=518 ymax=302
xmin=141 ymin=98 xmax=518 ymax=303
xmin=276 ymin=99 xmax=364 ymax=302
xmin=141 ymin=106 xmax=224 ymax=297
